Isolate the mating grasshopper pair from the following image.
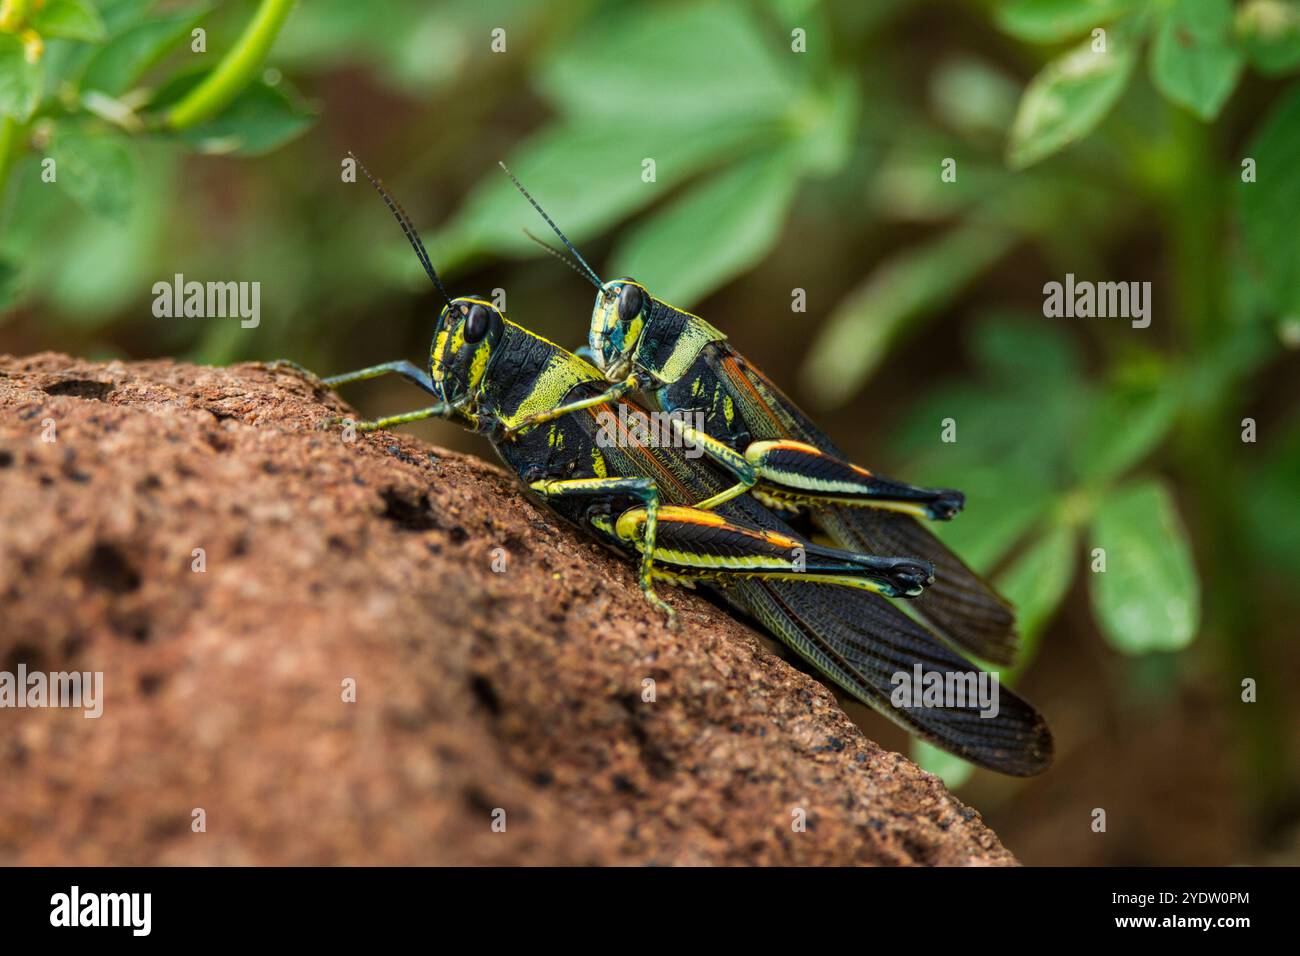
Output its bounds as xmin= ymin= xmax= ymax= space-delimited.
xmin=300 ymin=158 xmax=1051 ymax=776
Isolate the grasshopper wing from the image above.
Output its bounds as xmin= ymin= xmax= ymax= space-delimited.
xmin=735 ymin=577 xmax=1051 ymax=776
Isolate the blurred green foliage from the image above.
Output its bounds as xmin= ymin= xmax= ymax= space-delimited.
xmin=2 ymin=0 xmax=1298 ymax=798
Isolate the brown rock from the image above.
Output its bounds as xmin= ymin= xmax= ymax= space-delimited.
xmin=0 ymin=353 xmax=1015 ymax=865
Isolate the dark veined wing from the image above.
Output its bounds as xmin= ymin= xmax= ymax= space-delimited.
xmin=709 ymin=492 xmax=1051 ymax=776
xmin=727 ymin=577 xmax=1051 ymax=776
xmin=709 ymin=347 xmax=1019 ymax=666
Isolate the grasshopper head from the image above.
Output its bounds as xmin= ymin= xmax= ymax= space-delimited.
xmin=430 ymin=295 xmax=505 ymax=407
xmin=590 ymin=278 xmax=648 ymax=379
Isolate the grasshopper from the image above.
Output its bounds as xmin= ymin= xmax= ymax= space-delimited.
xmin=305 ymin=159 xmax=1052 ymax=775
xmin=502 ymin=167 xmax=1020 ymax=667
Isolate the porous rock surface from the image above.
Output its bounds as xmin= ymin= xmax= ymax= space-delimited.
xmin=0 ymin=354 xmax=1015 ymax=865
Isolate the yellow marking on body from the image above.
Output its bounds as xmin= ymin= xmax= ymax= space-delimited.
xmin=431 ymin=329 xmax=450 ymax=382
xmin=502 ymin=351 xmax=602 ymax=431
xmin=723 ymin=394 xmax=735 ymax=426
xmin=657 ymin=310 xmax=727 ymax=383
xmin=659 ymin=506 xmax=728 ymax=526
xmin=768 ymin=439 xmax=822 ymax=455
xmin=733 ymin=572 xmax=892 ymax=593
xmin=650 ymin=568 xmax=698 ymax=588
xmin=760 ymin=440 xmax=875 ymax=478
xmin=615 ymin=506 xmax=803 ymax=557
xmin=626 ymin=315 xmax=644 ymax=351
xmin=765 ymin=467 xmax=868 ymax=495
xmin=752 ymin=488 xmax=801 ymax=512
xmin=455 ymin=297 xmax=497 ymax=311
xmin=653 ymin=549 xmax=789 ymax=571
xmin=530 ymin=477 xmax=616 ymax=495
xmin=469 ymin=340 xmax=490 ymax=388
xmin=756 ymin=484 xmax=932 ymax=518
xmin=591 ymin=446 xmax=607 ymax=478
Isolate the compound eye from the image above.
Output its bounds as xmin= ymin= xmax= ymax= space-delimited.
xmin=616 ymin=283 xmax=643 ymax=325
xmin=464 ymin=303 xmax=490 ymax=343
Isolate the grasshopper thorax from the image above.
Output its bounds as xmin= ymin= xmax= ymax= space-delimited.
xmin=590 ymin=278 xmax=649 ymax=380
xmin=430 ymin=295 xmax=505 ymax=407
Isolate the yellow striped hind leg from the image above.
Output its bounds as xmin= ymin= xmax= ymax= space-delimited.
xmin=611 ymin=504 xmax=933 ymax=598
xmin=671 ymin=420 xmax=964 ymax=521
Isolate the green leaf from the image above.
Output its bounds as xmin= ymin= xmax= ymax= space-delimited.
xmin=47 ymin=126 xmax=136 ymax=222
xmin=1238 ymin=0 xmax=1300 ymax=74
xmin=1070 ymin=380 xmax=1179 ymax=486
xmin=433 ymin=117 xmax=771 ymax=269
xmin=997 ymin=0 xmax=1134 ymax=43
xmin=997 ymin=524 xmax=1077 ymax=659
xmin=0 ymin=34 xmax=43 ymax=121
xmin=171 ymin=78 xmax=315 ymax=156
xmin=1088 ymin=478 xmax=1200 ymax=653
xmin=1150 ymin=0 xmax=1244 ymax=120
xmin=800 ymin=223 xmax=1015 ymax=406
xmin=537 ymin=2 xmax=795 ymax=125
xmin=1006 ymin=28 xmax=1137 ymax=169
xmin=31 ymin=0 xmax=107 ymax=43
xmin=80 ymin=5 xmax=209 ymax=97
xmin=608 ymin=151 xmax=799 ymax=306
xmin=1238 ymin=83 xmax=1300 ymax=316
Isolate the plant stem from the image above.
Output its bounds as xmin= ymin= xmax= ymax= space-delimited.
xmin=165 ymin=0 xmax=297 ymax=131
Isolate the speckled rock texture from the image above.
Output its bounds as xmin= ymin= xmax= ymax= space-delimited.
xmin=0 ymin=354 xmax=1015 ymax=865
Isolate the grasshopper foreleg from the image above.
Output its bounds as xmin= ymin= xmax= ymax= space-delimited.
xmin=318 ymin=404 xmax=451 ymax=433
xmin=321 ymin=360 xmax=437 ymax=396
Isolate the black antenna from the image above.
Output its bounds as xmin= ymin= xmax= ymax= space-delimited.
xmin=498 ymin=161 xmax=603 ymax=290
xmin=521 ymin=229 xmax=598 ymax=286
xmin=348 ymin=151 xmax=455 ymax=311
